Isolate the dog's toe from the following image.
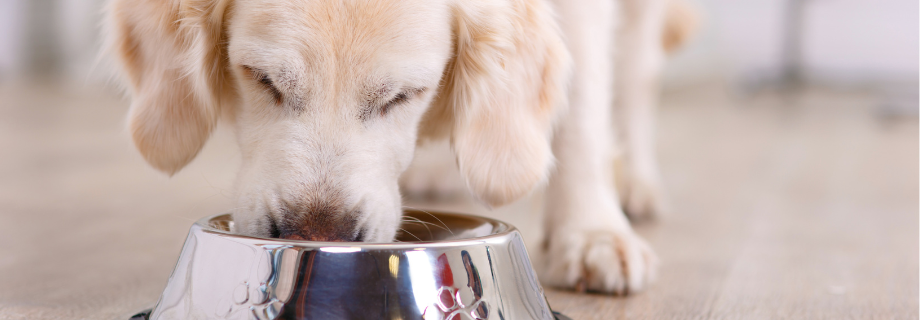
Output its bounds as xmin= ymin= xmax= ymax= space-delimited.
xmin=541 ymin=229 xmax=658 ymax=295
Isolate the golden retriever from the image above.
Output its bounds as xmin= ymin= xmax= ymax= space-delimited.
xmin=105 ymin=0 xmax=695 ymax=294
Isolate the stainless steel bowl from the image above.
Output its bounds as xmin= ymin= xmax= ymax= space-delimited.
xmin=132 ymin=210 xmax=569 ymax=320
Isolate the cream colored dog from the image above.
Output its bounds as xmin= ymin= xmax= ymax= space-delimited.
xmin=106 ymin=0 xmax=694 ymax=294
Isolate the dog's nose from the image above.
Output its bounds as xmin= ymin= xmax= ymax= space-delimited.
xmin=274 ymin=200 xmax=361 ymax=242
xmin=278 ymin=228 xmax=360 ymax=242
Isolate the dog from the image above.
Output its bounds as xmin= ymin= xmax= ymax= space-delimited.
xmin=106 ymin=0 xmax=695 ymax=294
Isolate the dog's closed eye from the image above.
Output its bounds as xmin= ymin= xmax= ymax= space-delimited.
xmin=363 ymin=87 xmax=426 ymax=121
xmin=242 ymin=66 xmax=283 ymax=104
xmin=380 ymin=91 xmax=409 ymax=115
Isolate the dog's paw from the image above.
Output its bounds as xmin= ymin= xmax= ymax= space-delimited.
xmin=541 ymin=228 xmax=658 ymax=295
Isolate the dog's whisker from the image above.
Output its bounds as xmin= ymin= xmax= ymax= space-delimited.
xmin=170 ymin=215 xmax=199 ymax=223
xmin=401 ymin=217 xmax=450 ymax=238
xmin=222 ymin=204 xmax=254 ymax=212
xmin=199 ymin=174 xmax=233 ymax=200
xmin=397 ymin=228 xmax=422 ymax=242
xmin=402 ymin=206 xmax=453 ymax=235
xmin=400 ymin=216 xmax=435 ymax=238
xmin=401 ymin=217 xmax=450 ymax=231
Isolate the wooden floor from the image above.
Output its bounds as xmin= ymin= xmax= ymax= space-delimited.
xmin=0 ymin=81 xmax=916 ymax=319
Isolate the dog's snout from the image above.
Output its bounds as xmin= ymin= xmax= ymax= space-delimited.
xmin=279 ymin=228 xmax=359 ymax=242
xmin=273 ymin=199 xmax=361 ymax=242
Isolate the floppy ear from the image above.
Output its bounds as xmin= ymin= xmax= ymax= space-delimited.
xmin=106 ymin=0 xmax=233 ymax=175
xmin=420 ymin=0 xmax=571 ymax=206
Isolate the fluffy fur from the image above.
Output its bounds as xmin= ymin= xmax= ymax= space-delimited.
xmin=106 ymin=0 xmax=695 ymax=294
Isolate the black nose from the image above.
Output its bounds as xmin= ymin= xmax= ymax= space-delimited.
xmin=273 ymin=199 xmax=361 ymax=242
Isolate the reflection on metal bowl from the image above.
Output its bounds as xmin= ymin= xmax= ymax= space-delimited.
xmin=133 ymin=210 xmax=567 ymax=320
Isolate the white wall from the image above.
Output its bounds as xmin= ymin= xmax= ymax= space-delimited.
xmin=0 ymin=0 xmax=27 ymax=78
xmin=664 ymin=0 xmax=919 ymax=86
xmin=0 ymin=0 xmax=916 ymax=86
xmin=804 ymin=0 xmax=918 ymax=81
xmin=0 ymin=0 xmax=105 ymax=81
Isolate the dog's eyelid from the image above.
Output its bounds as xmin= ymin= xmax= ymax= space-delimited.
xmin=241 ymin=65 xmax=265 ymax=77
xmin=361 ymin=87 xmax=426 ymax=121
xmin=387 ymin=87 xmax=426 ymax=102
xmin=408 ymin=86 xmax=428 ymax=95
xmin=377 ymin=87 xmax=426 ymax=116
xmin=241 ymin=65 xmax=274 ymax=83
xmin=386 ymin=87 xmax=426 ymax=106
xmin=241 ymin=65 xmax=283 ymax=104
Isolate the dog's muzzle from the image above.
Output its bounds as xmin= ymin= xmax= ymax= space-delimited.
xmin=272 ymin=199 xmax=362 ymax=242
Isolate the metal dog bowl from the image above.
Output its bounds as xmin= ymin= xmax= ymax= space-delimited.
xmin=131 ymin=210 xmax=569 ymax=320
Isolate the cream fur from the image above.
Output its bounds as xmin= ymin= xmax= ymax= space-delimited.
xmin=106 ymin=0 xmax=233 ymax=175
xmin=420 ymin=0 xmax=571 ymax=207
xmin=106 ymin=0 xmax=692 ymax=294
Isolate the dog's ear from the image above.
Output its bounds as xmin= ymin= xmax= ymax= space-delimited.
xmin=421 ymin=0 xmax=571 ymax=206
xmin=106 ymin=0 xmax=233 ymax=175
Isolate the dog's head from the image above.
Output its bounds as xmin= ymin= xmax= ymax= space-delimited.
xmin=107 ymin=0 xmax=569 ymax=241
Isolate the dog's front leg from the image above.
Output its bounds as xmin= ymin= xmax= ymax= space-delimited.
xmin=614 ymin=0 xmax=670 ymax=220
xmin=541 ymin=0 xmax=657 ymax=294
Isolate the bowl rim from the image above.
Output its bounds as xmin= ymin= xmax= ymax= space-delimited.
xmin=194 ymin=210 xmax=521 ymax=250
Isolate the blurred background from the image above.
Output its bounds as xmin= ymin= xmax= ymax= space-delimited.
xmin=2 ymin=0 xmax=918 ymax=91
xmin=0 ymin=0 xmax=916 ymax=319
